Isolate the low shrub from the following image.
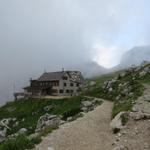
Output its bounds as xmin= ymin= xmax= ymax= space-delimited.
xmin=62 ymin=107 xmax=81 ymax=120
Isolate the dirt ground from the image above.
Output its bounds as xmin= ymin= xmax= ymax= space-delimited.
xmin=112 ymin=85 xmax=150 ymax=150
xmin=35 ymin=100 xmax=115 ymax=150
xmin=113 ymin=119 xmax=150 ymax=150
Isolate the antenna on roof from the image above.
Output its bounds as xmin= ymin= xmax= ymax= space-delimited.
xmin=62 ymin=67 xmax=64 ymax=72
xmin=13 ymin=83 xmax=15 ymax=93
xmin=30 ymin=78 xmax=32 ymax=82
xmin=44 ymin=69 xmax=47 ymax=73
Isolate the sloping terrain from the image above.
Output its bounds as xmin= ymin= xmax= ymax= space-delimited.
xmin=112 ymin=85 xmax=150 ymax=150
xmin=0 ymin=62 xmax=150 ymax=150
xmin=74 ymin=61 xmax=108 ymax=78
xmin=118 ymin=45 xmax=150 ymax=69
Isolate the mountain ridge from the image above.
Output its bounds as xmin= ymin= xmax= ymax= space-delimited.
xmin=118 ymin=45 xmax=150 ymax=69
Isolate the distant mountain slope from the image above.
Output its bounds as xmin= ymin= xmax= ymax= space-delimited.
xmin=118 ymin=46 xmax=150 ymax=69
xmin=77 ymin=61 xmax=108 ymax=78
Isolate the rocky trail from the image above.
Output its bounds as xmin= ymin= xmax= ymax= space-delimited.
xmin=35 ymin=100 xmax=115 ymax=150
xmin=112 ymin=84 xmax=150 ymax=150
xmin=35 ymin=85 xmax=150 ymax=150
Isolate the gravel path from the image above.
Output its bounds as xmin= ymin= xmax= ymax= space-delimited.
xmin=112 ymin=84 xmax=150 ymax=150
xmin=35 ymin=100 xmax=114 ymax=150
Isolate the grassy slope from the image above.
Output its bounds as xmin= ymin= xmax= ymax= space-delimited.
xmin=85 ymin=64 xmax=150 ymax=118
xmin=0 ymin=96 xmax=83 ymax=136
xmin=0 ymin=95 xmax=103 ymax=149
xmin=0 ymin=96 xmax=88 ymax=149
xmin=86 ymin=70 xmax=124 ymax=87
xmin=139 ymin=73 xmax=150 ymax=84
xmin=0 ymin=135 xmax=41 ymax=150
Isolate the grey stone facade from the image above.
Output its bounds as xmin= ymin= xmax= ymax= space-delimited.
xmin=24 ymin=71 xmax=84 ymax=97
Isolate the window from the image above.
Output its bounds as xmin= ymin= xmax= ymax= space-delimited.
xmin=64 ymin=83 xmax=67 ymax=86
xmin=59 ymin=89 xmax=64 ymax=93
xmin=77 ymin=89 xmax=81 ymax=92
xmin=66 ymin=89 xmax=70 ymax=93
xmin=57 ymin=82 xmax=59 ymax=86
xmin=53 ymin=81 xmax=59 ymax=86
xmin=70 ymin=83 xmax=74 ymax=87
xmin=76 ymin=83 xmax=79 ymax=87
xmin=70 ymin=90 xmax=74 ymax=93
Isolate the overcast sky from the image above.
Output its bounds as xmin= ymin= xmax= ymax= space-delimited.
xmin=0 ymin=0 xmax=150 ymax=104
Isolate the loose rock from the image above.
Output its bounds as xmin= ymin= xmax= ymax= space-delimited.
xmin=36 ymin=114 xmax=61 ymax=132
xmin=18 ymin=128 xmax=28 ymax=135
xmin=110 ymin=112 xmax=129 ymax=132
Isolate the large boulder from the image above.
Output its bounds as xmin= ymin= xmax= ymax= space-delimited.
xmin=130 ymin=92 xmax=150 ymax=120
xmin=81 ymin=101 xmax=93 ymax=112
xmin=18 ymin=128 xmax=28 ymax=135
xmin=0 ymin=118 xmax=17 ymax=130
xmin=36 ymin=114 xmax=61 ymax=132
xmin=66 ymin=117 xmax=74 ymax=122
xmin=143 ymin=95 xmax=150 ymax=102
xmin=110 ymin=112 xmax=129 ymax=132
xmin=81 ymin=99 xmax=102 ymax=113
xmin=81 ymin=100 xmax=93 ymax=107
xmin=130 ymin=111 xmax=150 ymax=120
xmin=0 ymin=118 xmax=11 ymax=130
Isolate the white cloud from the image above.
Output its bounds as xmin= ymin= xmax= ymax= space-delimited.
xmin=92 ymin=43 xmax=126 ymax=68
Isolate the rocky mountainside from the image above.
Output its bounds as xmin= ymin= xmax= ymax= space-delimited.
xmin=86 ymin=61 xmax=150 ymax=115
xmin=118 ymin=45 xmax=150 ymax=69
xmin=85 ymin=62 xmax=150 ymax=150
